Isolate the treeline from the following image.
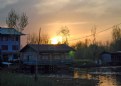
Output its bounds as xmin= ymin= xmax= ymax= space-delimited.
xmin=72 ymin=25 xmax=121 ymax=62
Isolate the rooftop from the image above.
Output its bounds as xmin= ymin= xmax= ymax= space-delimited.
xmin=0 ymin=27 xmax=23 ymax=35
xmin=20 ymin=44 xmax=74 ymax=53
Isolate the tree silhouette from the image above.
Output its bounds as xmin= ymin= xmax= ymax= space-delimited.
xmin=6 ymin=9 xmax=28 ymax=32
xmin=57 ymin=26 xmax=70 ymax=44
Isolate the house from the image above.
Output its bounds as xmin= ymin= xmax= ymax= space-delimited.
xmin=0 ymin=27 xmax=23 ymax=63
xmin=20 ymin=44 xmax=74 ymax=73
xmin=100 ymin=51 xmax=121 ymax=65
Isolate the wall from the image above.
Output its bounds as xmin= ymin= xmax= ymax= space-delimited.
xmin=101 ymin=53 xmax=111 ymax=64
xmin=0 ymin=35 xmax=20 ymax=52
xmin=0 ymin=35 xmax=20 ymax=61
xmin=21 ymin=47 xmax=73 ymax=65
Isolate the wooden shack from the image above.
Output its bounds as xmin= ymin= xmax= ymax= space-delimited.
xmin=20 ymin=44 xmax=74 ymax=73
xmin=100 ymin=51 xmax=121 ymax=66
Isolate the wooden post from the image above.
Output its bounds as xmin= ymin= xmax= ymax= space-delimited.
xmin=34 ymin=28 xmax=41 ymax=81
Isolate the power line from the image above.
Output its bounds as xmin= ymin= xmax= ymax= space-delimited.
xmin=69 ymin=23 xmax=121 ymax=41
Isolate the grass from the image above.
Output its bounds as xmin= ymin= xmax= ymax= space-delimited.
xmin=0 ymin=70 xmax=97 ymax=86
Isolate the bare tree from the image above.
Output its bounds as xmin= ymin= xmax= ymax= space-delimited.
xmin=112 ymin=25 xmax=121 ymax=41
xmin=110 ymin=25 xmax=121 ymax=51
xmin=6 ymin=9 xmax=19 ymax=28
xmin=18 ymin=13 xmax=28 ymax=32
xmin=6 ymin=9 xmax=28 ymax=32
xmin=27 ymin=34 xmax=50 ymax=44
xmin=57 ymin=26 xmax=70 ymax=44
xmin=27 ymin=29 xmax=50 ymax=44
xmin=27 ymin=33 xmax=38 ymax=44
xmin=84 ymin=38 xmax=90 ymax=47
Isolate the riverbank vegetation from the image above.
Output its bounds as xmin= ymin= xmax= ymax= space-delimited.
xmin=72 ymin=25 xmax=121 ymax=64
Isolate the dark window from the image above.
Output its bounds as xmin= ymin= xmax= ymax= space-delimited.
xmin=4 ymin=36 xmax=8 ymax=41
xmin=11 ymin=36 xmax=16 ymax=41
xmin=12 ymin=45 xmax=18 ymax=50
xmin=1 ymin=36 xmax=4 ymax=41
xmin=27 ymin=56 xmax=30 ymax=61
xmin=2 ymin=36 xmax=8 ymax=41
xmin=0 ymin=36 xmax=2 ymax=41
xmin=2 ymin=37 xmax=5 ymax=41
xmin=3 ymin=55 xmax=8 ymax=61
xmin=10 ymin=36 xmax=13 ymax=41
xmin=1 ymin=36 xmax=8 ymax=41
xmin=2 ymin=45 xmax=8 ymax=50
xmin=13 ymin=54 xmax=18 ymax=59
xmin=16 ymin=36 xmax=19 ymax=41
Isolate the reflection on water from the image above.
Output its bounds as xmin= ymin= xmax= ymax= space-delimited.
xmin=98 ymin=75 xmax=117 ymax=86
xmin=74 ymin=67 xmax=121 ymax=86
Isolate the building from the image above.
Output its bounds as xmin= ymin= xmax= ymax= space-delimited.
xmin=20 ymin=44 xmax=74 ymax=73
xmin=100 ymin=51 xmax=121 ymax=65
xmin=0 ymin=27 xmax=23 ymax=62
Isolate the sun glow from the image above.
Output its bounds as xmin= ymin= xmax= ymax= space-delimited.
xmin=51 ymin=36 xmax=62 ymax=44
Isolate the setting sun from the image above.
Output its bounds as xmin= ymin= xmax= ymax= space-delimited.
xmin=51 ymin=36 xmax=62 ymax=44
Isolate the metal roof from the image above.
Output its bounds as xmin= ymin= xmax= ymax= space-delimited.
xmin=0 ymin=27 xmax=23 ymax=35
xmin=20 ymin=44 xmax=75 ymax=53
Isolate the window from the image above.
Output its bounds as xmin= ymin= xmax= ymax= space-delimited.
xmin=16 ymin=36 xmax=19 ymax=41
xmin=0 ymin=36 xmax=2 ymax=41
xmin=1 ymin=36 xmax=8 ymax=41
xmin=12 ymin=45 xmax=18 ymax=50
xmin=2 ymin=45 xmax=8 ymax=50
xmin=11 ymin=36 xmax=16 ymax=41
xmin=54 ymin=54 xmax=60 ymax=60
xmin=26 ymin=55 xmax=32 ymax=61
xmin=4 ymin=36 xmax=8 ymax=41
xmin=43 ymin=55 xmax=48 ymax=60
xmin=27 ymin=56 xmax=30 ymax=61
xmin=3 ymin=55 xmax=8 ymax=61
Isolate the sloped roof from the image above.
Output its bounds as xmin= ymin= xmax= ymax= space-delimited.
xmin=0 ymin=27 xmax=23 ymax=35
xmin=20 ymin=44 xmax=74 ymax=53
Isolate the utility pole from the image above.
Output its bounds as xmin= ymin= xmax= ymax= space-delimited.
xmin=91 ymin=25 xmax=97 ymax=62
xmin=34 ymin=28 xmax=41 ymax=81
xmin=91 ymin=25 xmax=96 ymax=44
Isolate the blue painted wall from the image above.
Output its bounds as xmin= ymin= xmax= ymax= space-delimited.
xmin=100 ymin=53 xmax=111 ymax=64
xmin=0 ymin=36 xmax=20 ymax=51
xmin=0 ymin=35 xmax=20 ymax=61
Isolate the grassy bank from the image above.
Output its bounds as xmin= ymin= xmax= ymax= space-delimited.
xmin=0 ymin=71 xmax=96 ymax=86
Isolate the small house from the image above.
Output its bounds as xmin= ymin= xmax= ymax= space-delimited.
xmin=20 ymin=44 xmax=74 ymax=73
xmin=100 ymin=51 xmax=121 ymax=65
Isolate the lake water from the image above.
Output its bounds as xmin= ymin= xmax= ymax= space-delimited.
xmin=74 ymin=66 xmax=121 ymax=86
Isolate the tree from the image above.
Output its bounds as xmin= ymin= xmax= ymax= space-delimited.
xmin=27 ymin=33 xmax=38 ymax=44
xmin=6 ymin=9 xmax=28 ymax=32
xmin=27 ymin=34 xmax=50 ymax=44
xmin=112 ymin=25 xmax=121 ymax=41
xmin=84 ymin=38 xmax=90 ymax=47
xmin=110 ymin=25 xmax=121 ymax=51
xmin=57 ymin=26 xmax=70 ymax=44
xmin=27 ymin=28 xmax=50 ymax=44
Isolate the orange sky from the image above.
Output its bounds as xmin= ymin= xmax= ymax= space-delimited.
xmin=0 ymin=0 xmax=121 ymax=46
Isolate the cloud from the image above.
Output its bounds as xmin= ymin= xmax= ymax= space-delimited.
xmin=1 ymin=0 xmax=121 ymax=25
xmin=0 ymin=0 xmax=121 ymax=37
xmin=46 ymin=21 xmax=88 ymax=26
xmin=35 ymin=0 xmax=70 ymax=14
xmin=0 ymin=0 xmax=18 ymax=9
xmin=33 ymin=0 xmax=121 ymax=25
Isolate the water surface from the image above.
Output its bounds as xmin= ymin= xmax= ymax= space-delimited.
xmin=74 ymin=66 xmax=121 ymax=86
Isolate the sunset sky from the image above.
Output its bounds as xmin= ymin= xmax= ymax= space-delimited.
xmin=0 ymin=0 xmax=121 ymax=45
